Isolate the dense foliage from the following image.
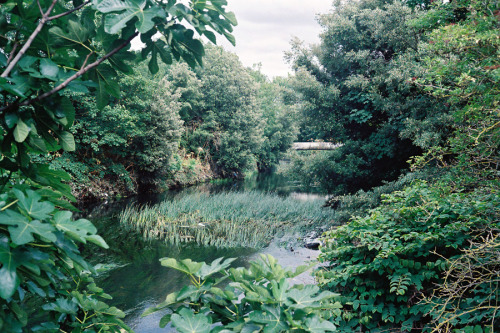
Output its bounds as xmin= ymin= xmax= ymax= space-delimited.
xmin=145 ymin=255 xmax=340 ymax=333
xmin=284 ymin=0 xmax=448 ymax=194
xmin=0 ymin=0 xmax=237 ymax=330
xmin=47 ymin=46 xmax=298 ymax=200
xmin=318 ymin=182 xmax=499 ymax=331
xmin=316 ymin=0 xmax=500 ymax=331
xmin=162 ymin=0 xmax=499 ymax=331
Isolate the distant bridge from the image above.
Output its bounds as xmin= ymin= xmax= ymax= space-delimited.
xmin=292 ymin=142 xmax=342 ymax=150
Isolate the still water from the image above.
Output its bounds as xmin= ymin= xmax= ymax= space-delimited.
xmin=84 ymin=173 xmax=328 ymax=332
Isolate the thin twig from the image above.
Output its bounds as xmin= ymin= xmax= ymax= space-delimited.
xmin=6 ymin=43 xmax=18 ymax=65
xmin=36 ymin=0 xmax=44 ymax=16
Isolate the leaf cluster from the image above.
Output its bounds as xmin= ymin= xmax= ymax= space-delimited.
xmin=145 ymin=255 xmax=340 ymax=332
xmin=317 ymin=182 xmax=500 ymax=331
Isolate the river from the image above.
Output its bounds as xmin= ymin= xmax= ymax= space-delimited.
xmin=83 ymin=173 xmax=332 ymax=332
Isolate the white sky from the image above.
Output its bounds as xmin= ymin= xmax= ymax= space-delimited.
xmin=219 ymin=0 xmax=333 ymax=78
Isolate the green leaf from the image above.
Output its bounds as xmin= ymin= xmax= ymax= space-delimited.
xmin=199 ymin=257 xmax=236 ymax=279
xmin=4 ymin=113 xmax=18 ymax=129
xmin=87 ymin=235 xmax=109 ymax=249
xmin=0 ymin=265 xmax=19 ymax=299
xmin=13 ymin=118 xmax=30 ymax=143
xmin=0 ymin=52 xmax=7 ymax=66
xmin=171 ymin=308 xmax=211 ymax=333
xmin=97 ymin=0 xmax=164 ymax=34
xmin=304 ymin=316 xmax=336 ymax=333
xmin=160 ymin=257 xmax=203 ymax=275
xmin=50 ymin=19 xmax=90 ymax=48
xmin=10 ymin=302 xmax=28 ymax=326
xmin=28 ymin=134 xmax=48 ymax=153
xmin=39 ymin=58 xmax=59 ymax=79
xmin=56 ymin=98 xmax=76 ymax=129
xmin=0 ymin=209 xmax=56 ymax=245
xmin=0 ymin=77 xmax=27 ymax=98
xmin=14 ymin=189 xmax=54 ymax=220
xmin=58 ymin=131 xmax=75 ymax=151
xmin=0 ymin=242 xmax=20 ymax=299
xmin=285 ymin=285 xmax=336 ymax=309
xmin=248 ymin=305 xmax=288 ymax=333
xmin=42 ymin=298 xmax=78 ymax=314
xmin=159 ymin=314 xmax=172 ymax=328
xmin=53 ymin=211 xmax=98 ymax=244
xmin=203 ymin=30 xmax=217 ymax=44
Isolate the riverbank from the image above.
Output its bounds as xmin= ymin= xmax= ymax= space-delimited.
xmin=73 ymin=154 xmax=217 ymax=204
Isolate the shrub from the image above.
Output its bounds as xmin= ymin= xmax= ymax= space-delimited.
xmin=317 ymin=181 xmax=500 ymax=331
xmin=144 ymin=255 xmax=340 ymax=332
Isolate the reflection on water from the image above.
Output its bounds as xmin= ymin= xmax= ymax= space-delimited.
xmin=83 ymin=172 xmax=329 ymax=332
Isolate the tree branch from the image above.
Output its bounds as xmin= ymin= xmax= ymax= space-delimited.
xmin=19 ymin=32 xmax=139 ymax=107
xmin=1 ymin=0 xmax=58 ymax=78
xmin=6 ymin=43 xmax=18 ymax=65
xmin=48 ymin=0 xmax=91 ymax=21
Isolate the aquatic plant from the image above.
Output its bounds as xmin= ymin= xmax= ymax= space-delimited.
xmin=119 ymin=191 xmax=337 ymax=248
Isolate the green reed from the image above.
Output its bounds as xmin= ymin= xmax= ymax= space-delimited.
xmin=119 ymin=191 xmax=337 ymax=248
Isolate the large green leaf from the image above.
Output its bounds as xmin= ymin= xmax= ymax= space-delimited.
xmin=95 ymin=0 xmax=165 ymax=34
xmin=42 ymin=298 xmax=78 ymax=314
xmin=160 ymin=257 xmax=203 ymax=275
xmin=0 ymin=242 xmax=20 ymax=300
xmin=0 ymin=265 xmax=19 ymax=299
xmin=53 ymin=211 xmax=97 ymax=244
xmin=198 ymin=257 xmax=235 ymax=279
xmin=58 ymin=131 xmax=76 ymax=151
xmin=13 ymin=118 xmax=30 ymax=143
xmin=248 ymin=305 xmax=288 ymax=333
xmin=39 ymin=58 xmax=59 ymax=79
xmin=0 ymin=209 xmax=56 ymax=245
xmin=170 ymin=308 xmax=211 ymax=333
xmin=270 ymin=278 xmax=289 ymax=303
xmin=14 ymin=189 xmax=54 ymax=220
xmin=50 ymin=19 xmax=91 ymax=49
xmin=304 ymin=316 xmax=337 ymax=333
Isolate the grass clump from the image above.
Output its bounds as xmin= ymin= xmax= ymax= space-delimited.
xmin=119 ymin=191 xmax=336 ymax=248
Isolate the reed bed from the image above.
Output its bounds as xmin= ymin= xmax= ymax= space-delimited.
xmin=119 ymin=191 xmax=336 ymax=248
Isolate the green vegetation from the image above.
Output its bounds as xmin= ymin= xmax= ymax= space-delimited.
xmin=0 ymin=0 xmax=236 ymax=330
xmin=120 ymin=191 xmax=336 ymax=248
xmin=312 ymin=0 xmax=500 ymax=331
xmin=156 ymin=0 xmax=499 ymax=331
xmin=144 ymin=255 xmax=340 ymax=332
xmin=43 ymin=46 xmax=298 ymax=200
xmin=318 ymin=182 xmax=499 ymax=331
xmin=1 ymin=0 xmax=498 ymax=331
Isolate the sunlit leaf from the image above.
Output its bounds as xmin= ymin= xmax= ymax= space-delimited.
xmin=0 ymin=209 xmax=56 ymax=245
xmin=171 ymin=308 xmax=211 ymax=333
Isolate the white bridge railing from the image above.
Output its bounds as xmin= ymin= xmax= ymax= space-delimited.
xmin=292 ymin=142 xmax=342 ymax=150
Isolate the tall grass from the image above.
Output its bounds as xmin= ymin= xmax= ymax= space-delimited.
xmin=120 ymin=191 xmax=336 ymax=248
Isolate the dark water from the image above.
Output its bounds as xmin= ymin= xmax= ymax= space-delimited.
xmin=84 ymin=173 xmax=327 ymax=332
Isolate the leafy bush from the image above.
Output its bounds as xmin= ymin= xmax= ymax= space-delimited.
xmin=0 ymin=0 xmax=237 ymax=329
xmin=0 ymin=186 xmax=129 ymax=332
xmin=317 ymin=182 xmax=500 ymax=331
xmin=424 ymin=229 xmax=499 ymax=332
xmin=145 ymin=255 xmax=340 ymax=332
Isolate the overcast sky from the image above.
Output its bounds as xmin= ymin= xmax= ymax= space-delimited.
xmin=218 ymin=1 xmax=333 ymax=78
